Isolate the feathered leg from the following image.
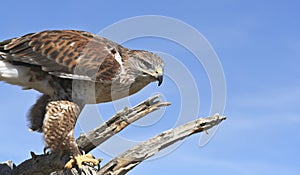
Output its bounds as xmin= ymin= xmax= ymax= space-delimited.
xmin=43 ymin=100 xmax=99 ymax=169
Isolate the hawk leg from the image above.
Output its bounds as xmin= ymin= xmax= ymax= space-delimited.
xmin=43 ymin=100 xmax=100 ymax=170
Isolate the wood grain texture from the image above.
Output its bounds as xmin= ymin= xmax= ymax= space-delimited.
xmin=98 ymin=114 xmax=226 ymax=175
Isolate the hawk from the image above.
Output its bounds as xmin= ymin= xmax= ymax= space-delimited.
xmin=0 ymin=30 xmax=164 ymax=169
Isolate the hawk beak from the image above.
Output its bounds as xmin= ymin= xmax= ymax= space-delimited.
xmin=157 ymin=75 xmax=163 ymax=86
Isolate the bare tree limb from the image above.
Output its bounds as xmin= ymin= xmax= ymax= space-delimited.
xmin=11 ymin=95 xmax=170 ymax=175
xmin=77 ymin=94 xmax=171 ymax=153
xmin=98 ymin=113 xmax=226 ymax=175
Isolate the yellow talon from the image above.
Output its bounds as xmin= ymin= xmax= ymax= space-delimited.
xmin=65 ymin=153 xmax=100 ymax=169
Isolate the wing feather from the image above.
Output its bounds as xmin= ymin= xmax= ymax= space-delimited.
xmin=0 ymin=30 xmax=125 ymax=81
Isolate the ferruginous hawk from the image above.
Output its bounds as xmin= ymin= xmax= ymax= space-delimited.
xmin=0 ymin=30 xmax=164 ymax=169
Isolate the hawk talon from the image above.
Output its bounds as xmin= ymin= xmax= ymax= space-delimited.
xmin=97 ymin=161 xmax=101 ymax=171
xmin=43 ymin=147 xmax=51 ymax=155
xmin=64 ymin=154 xmax=100 ymax=170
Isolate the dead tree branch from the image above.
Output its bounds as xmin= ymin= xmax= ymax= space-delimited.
xmin=98 ymin=113 xmax=226 ymax=175
xmin=77 ymin=94 xmax=171 ymax=153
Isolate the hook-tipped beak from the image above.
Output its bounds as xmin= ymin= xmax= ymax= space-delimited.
xmin=157 ymin=75 xmax=163 ymax=86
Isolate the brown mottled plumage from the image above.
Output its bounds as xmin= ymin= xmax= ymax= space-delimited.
xmin=43 ymin=100 xmax=80 ymax=154
xmin=2 ymin=30 xmax=123 ymax=81
xmin=0 ymin=30 xmax=164 ymax=169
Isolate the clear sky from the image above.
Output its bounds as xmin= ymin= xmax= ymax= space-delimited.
xmin=0 ymin=0 xmax=299 ymax=174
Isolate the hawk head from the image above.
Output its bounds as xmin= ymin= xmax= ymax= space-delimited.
xmin=124 ymin=50 xmax=164 ymax=86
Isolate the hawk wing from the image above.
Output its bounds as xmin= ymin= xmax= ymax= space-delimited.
xmin=0 ymin=30 xmax=125 ymax=81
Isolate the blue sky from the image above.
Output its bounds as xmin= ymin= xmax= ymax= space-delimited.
xmin=1 ymin=0 xmax=300 ymax=174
